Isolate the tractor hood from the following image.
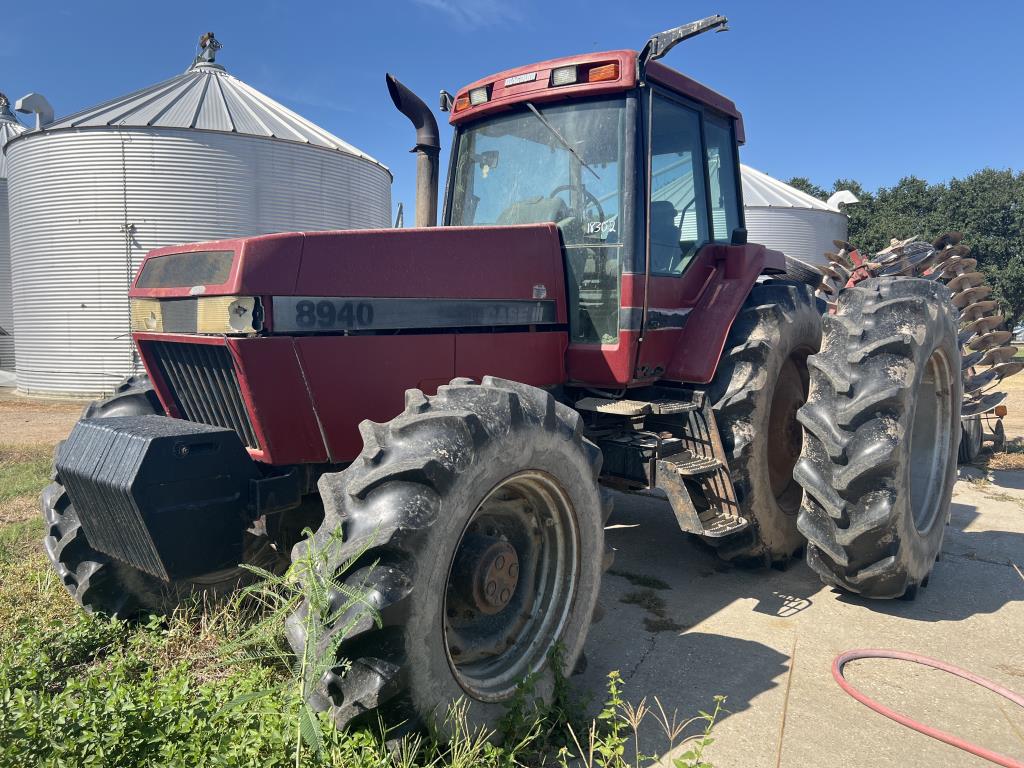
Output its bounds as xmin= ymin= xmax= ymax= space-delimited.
xmin=130 ymin=224 xmax=569 ymax=330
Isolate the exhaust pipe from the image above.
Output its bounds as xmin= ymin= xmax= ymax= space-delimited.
xmin=386 ymin=74 xmax=440 ymax=227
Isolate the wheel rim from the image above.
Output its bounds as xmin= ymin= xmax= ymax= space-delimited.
xmin=909 ymin=350 xmax=955 ymax=532
xmin=443 ymin=471 xmax=579 ymax=702
xmin=767 ymin=352 xmax=810 ymax=513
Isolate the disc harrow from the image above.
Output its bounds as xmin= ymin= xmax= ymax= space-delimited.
xmin=814 ymin=233 xmax=1020 ymax=442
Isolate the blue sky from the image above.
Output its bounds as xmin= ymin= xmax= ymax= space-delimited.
xmin=3 ymin=0 xmax=1022 ymax=219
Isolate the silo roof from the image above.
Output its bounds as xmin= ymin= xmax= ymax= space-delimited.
xmin=8 ymin=38 xmax=385 ymax=169
xmin=741 ymin=164 xmax=838 ymax=212
xmin=0 ymin=94 xmax=27 ymax=178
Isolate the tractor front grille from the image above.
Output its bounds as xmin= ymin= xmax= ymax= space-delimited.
xmin=147 ymin=341 xmax=261 ymax=449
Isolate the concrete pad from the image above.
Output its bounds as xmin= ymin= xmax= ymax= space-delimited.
xmin=578 ymin=477 xmax=1024 ymax=767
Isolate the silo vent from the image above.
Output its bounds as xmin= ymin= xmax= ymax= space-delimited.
xmin=191 ymin=32 xmax=223 ymax=70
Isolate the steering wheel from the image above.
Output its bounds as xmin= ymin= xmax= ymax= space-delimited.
xmin=548 ymin=184 xmax=606 ymax=226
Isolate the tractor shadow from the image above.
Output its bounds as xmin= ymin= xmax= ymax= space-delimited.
xmin=576 ymin=490 xmax=808 ymax=737
xmin=832 ymin=501 xmax=1023 ymax=621
xmin=577 ymin=488 xmax=1023 ymax=738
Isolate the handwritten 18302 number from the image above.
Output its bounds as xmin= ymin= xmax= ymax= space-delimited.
xmin=295 ymin=300 xmax=374 ymax=329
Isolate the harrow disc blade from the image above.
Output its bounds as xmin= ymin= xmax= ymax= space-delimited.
xmin=961 ymin=391 xmax=1008 ymax=417
xmin=830 ymin=262 xmax=852 ymax=284
xmin=989 ymin=361 xmax=1024 ymax=382
xmin=961 ymin=299 xmax=1000 ymax=322
xmin=941 ymin=256 xmax=978 ymax=276
xmin=826 ymin=250 xmax=854 ymax=268
xmin=962 ymin=314 xmax=1006 ymax=336
xmin=946 ymin=271 xmax=986 ymax=292
xmin=833 ymin=239 xmax=854 ymax=252
xmin=968 ymin=329 xmax=1013 ymax=352
xmin=962 ymin=350 xmax=985 ymax=370
xmin=979 ymin=345 xmax=1020 ymax=366
xmin=817 ymin=277 xmax=838 ymax=296
xmin=932 ymin=231 xmax=963 ymax=249
xmin=958 ymin=328 xmax=978 ymax=347
xmin=952 ymin=285 xmax=992 ymax=309
xmin=964 ymin=369 xmax=999 ymax=394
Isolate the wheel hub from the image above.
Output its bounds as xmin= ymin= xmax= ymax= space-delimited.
xmin=453 ymin=534 xmax=520 ymax=615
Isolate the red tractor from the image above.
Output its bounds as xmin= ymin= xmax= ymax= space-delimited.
xmin=43 ymin=17 xmax=965 ymax=734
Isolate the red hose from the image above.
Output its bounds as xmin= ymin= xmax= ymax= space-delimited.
xmin=833 ymin=649 xmax=1024 ymax=768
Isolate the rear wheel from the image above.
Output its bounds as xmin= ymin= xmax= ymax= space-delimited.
xmin=795 ymin=278 xmax=961 ymax=598
xmin=42 ymin=373 xmax=284 ymax=617
xmin=703 ymin=282 xmax=823 ymax=563
xmin=287 ymin=377 xmax=608 ymax=736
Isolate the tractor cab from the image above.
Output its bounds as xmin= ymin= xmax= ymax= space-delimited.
xmin=441 ymin=20 xmax=776 ymax=389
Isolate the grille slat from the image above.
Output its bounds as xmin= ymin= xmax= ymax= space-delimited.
xmin=148 ymin=341 xmax=261 ymax=449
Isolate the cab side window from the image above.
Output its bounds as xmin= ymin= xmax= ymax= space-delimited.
xmin=704 ymin=115 xmax=740 ymax=243
xmin=648 ymin=95 xmax=708 ymax=276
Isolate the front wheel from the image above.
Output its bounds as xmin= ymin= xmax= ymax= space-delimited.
xmin=287 ymin=377 xmax=609 ymax=736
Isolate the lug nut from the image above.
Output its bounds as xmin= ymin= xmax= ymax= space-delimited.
xmin=486 ymin=580 xmax=497 ymax=596
xmin=495 ymin=555 xmax=505 ymax=570
xmin=500 ymin=588 xmax=511 ymax=603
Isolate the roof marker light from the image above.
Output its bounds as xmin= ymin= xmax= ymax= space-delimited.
xmin=587 ymin=62 xmax=619 ymax=82
xmin=453 ymin=94 xmax=471 ymax=112
xmin=550 ymin=65 xmax=578 ymax=87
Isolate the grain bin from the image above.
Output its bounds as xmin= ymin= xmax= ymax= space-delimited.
xmin=6 ymin=34 xmax=391 ymax=396
xmin=0 ymin=94 xmax=27 ymax=373
xmin=741 ymin=164 xmax=855 ymax=266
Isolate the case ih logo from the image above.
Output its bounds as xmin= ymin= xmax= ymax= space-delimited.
xmin=503 ymin=72 xmax=537 ymax=86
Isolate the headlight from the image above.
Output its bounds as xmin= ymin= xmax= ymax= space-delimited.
xmin=130 ymin=299 xmax=164 ymax=332
xmin=130 ymin=296 xmax=262 ymax=334
xmin=197 ymin=296 xmax=262 ymax=334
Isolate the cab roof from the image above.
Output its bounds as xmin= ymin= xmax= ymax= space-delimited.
xmin=450 ymin=49 xmax=744 ymax=144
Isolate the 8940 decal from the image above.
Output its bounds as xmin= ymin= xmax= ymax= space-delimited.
xmin=273 ymin=296 xmax=558 ymax=333
xmin=294 ymin=300 xmax=374 ymax=329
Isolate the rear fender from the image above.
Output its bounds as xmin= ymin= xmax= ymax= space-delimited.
xmin=661 ymin=243 xmax=784 ymax=384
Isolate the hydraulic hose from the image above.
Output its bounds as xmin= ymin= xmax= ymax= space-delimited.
xmin=833 ymin=649 xmax=1024 ymax=768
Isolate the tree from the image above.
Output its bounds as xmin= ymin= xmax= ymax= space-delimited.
xmin=785 ymin=177 xmax=828 ymax=201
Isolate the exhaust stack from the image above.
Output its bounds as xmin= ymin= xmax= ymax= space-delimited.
xmin=386 ymin=74 xmax=440 ymax=227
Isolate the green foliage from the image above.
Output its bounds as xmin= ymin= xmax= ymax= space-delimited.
xmin=0 ymin=444 xmax=52 ymax=503
xmin=784 ymin=177 xmax=828 ymax=202
xmin=791 ymin=168 xmax=1024 ymax=325
xmin=0 ymin=503 xmax=728 ymax=766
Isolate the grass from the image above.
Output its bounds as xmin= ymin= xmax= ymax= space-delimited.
xmin=0 ymin=443 xmax=723 ymax=766
xmin=0 ymin=444 xmax=52 ymax=504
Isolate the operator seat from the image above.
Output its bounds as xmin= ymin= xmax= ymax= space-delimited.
xmin=496 ymin=196 xmax=568 ymax=225
xmin=650 ymin=200 xmax=683 ymax=274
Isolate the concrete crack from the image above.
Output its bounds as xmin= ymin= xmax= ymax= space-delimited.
xmin=625 ymin=632 xmax=657 ymax=681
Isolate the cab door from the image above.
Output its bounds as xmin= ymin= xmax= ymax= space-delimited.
xmin=633 ymin=88 xmax=745 ymax=383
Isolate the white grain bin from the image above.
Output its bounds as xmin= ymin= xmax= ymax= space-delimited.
xmin=0 ymin=94 xmax=27 ymax=373
xmin=6 ymin=35 xmax=391 ymax=396
xmin=742 ymin=164 xmax=855 ymax=266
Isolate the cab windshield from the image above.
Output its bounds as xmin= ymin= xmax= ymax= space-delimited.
xmin=448 ymin=97 xmax=628 ymax=345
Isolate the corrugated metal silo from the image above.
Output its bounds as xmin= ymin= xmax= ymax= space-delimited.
xmin=6 ymin=35 xmax=391 ymax=396
xmin=742 ymin=165 xmax=852 ymax=266
xmin=0 ymin=94 xmax=27 ymax=373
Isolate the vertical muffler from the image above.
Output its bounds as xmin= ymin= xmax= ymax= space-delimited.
xmin=386 ymin=74 xmax=440 ymax=227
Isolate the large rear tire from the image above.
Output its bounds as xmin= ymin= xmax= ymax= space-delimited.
xmin=795 ymin=278 xmax=961 ymax=598
xmin=286 ymin=377 xmax=608 ymax=737
xmin=41 ymin=373 xmax=283 ymax=617
xmin=703 ymin=281 xmax=823 ymax=563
